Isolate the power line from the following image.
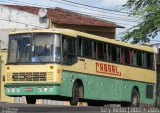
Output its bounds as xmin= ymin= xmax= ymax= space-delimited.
xmin=1 ymin=0 xmax=140 ymax=24
xmin=58 ymin=0 xmax=131 ymax=14
xmin=75 ymin=10 xmax=140 ymax=23
xmin=2 ymin=0 xmax=140 ymax=21
xmin=1 ymin=0 xmax=137 ymax=26
xmin=1 ymin=0 xmax=139 ymax=20
xmin=0 ymin=0 xmax=50 ymax=8
xmin=49 ymin=0 xmax=133 ymax=17
xmin=47 ymin=0 xmax=140 ymax=20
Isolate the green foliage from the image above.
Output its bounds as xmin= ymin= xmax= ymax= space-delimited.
xmin=123 ymin=0 xmax=160 ymax=44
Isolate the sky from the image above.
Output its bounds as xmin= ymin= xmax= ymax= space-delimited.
xmin=0 ymin=0 xmax=159 ymax=44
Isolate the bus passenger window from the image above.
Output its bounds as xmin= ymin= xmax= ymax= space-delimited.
xmin=96 ymin=42 xmax=104 ymax=60
xmin=111 ymin=45 xmax=117 ymax=62
xmin=93 ymin=41 xmax=96 ymax=58
xmin=62 ymin=36 xmax=77 ymax=65
xmin=142 ymin=52 xmax=145 ymax=67
xmin=117 ymin=47 xmax=121 ymax=63
xmin=129 ymin=49 xmax=133 ymax=65
xmin=91 ymin=41 xmax=95 ymax=58
xmin=108 ymin=44 xmax=111 ymax=61
xmin=124 ymin=48 xmax=130 ymax=65
xmin=137 ymin=51 xmax=142 ymax=67
xmin=79 ymin=37 xmax=92 ymax=58
xmin=150 ymin=54 xmax=154 ymax=69
xmin=146 ymin=53 xmax=154 ymax=69
xmin=133 ymin=50 xmax=137 ymax=66
xmin=104 ymin=44 xmax=108 ymax=61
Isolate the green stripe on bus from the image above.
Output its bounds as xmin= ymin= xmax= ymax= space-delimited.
xmin=59 ymin=71 xmax=156 ymax=105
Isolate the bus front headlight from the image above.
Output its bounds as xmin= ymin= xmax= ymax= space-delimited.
xmin=38 ymin=88 xmax=42 ymax=92
xmin=6 ymin=88 xmax=10 ymax=93
xmin=11 ymin=88 xmax=16 ymax=92
xmin=43 ymin=88 xmax=48 ymax=92
xmin=16 ymin=88 xmax=20 ymax=93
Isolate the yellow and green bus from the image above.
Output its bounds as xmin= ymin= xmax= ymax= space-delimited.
xmin=5 ymin=28 xmax=156 ymax=106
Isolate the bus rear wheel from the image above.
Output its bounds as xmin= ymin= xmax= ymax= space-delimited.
xmin=26 ymin=96 xmax=36 ymax=104
xmin=70 ymin=82 xmax=80 ymax=106
xmin=131 ymin=89 xmax=140 ymax=107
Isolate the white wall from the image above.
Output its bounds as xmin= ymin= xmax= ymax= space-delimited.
xmin=0 ymin=29 xmax=10 ymax=49
xmin=0 ymin=5 xmax=50 ymax=49
xmin=0 ymin=5 xmax=49 ymax=29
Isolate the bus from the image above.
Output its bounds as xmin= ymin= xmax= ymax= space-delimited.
xmin=4 ymin=28 xmax=156 ymax=106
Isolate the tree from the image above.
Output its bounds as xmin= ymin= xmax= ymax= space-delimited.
xmin=123 ymin=0 xmax=160 ymax=44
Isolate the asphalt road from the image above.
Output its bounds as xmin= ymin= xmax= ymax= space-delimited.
xmin=0 ymin=102 xmax=160 ymax=113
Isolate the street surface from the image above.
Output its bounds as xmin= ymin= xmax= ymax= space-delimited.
xmin=0 ymin=102 xmax=160 ymax=113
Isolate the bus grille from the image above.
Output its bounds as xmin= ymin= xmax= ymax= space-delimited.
xmin=12 ymin=72 xmax=47 ymax=81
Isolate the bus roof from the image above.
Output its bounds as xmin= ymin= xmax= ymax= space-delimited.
xmin=9 ymin=28 xmax=154 ymax=52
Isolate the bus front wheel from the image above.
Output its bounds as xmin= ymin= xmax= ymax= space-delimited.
xmin=131 ymin=89 xmax=140 ymax=107
xmin=70 ymin=82 xmax=80 ymax=106
xmin=26 ymin=96 xmax=36 ymax=104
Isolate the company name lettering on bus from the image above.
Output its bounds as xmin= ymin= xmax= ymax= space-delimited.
xmin=96 ymin=62 xmax=121 ymax=76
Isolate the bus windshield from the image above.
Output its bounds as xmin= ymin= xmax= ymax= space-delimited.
xmin=8 ymin=33 xmax=61 ymax=64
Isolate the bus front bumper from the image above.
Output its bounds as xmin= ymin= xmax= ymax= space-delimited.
xmin=4 ymin=84 xmax=60 ymax=96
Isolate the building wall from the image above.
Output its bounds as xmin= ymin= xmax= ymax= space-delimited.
xmin=52 ymin=23 xmax=116 ymax=39
xmin=0 ymin=5 xmax=50 ymax=49
xmin=0 ymin=29 xmax=12 ymax=49
xmin=0 ymin=56 xmax=1 ymax=101
xmin=0 ymin=5 xmax=49 ymax=29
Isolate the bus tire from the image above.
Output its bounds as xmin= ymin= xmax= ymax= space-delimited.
xmin=26 ymin=96 xmax=36 ymax=104
xmin=70 ymin=82 xmax=80 ymax=106
xmin=131 ymin=89 xmax=140 ymax=107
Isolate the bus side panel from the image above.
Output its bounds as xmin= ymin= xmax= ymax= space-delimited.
xmin=122 ymin=80 xmax=156 ymax=105
xmin=59 ymin=71 xmax=74 ymax=97
xmin=60 ymin=71 xmax=156 ymax=105
xmin=60 ymin=71 xmax=123 ymax=101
